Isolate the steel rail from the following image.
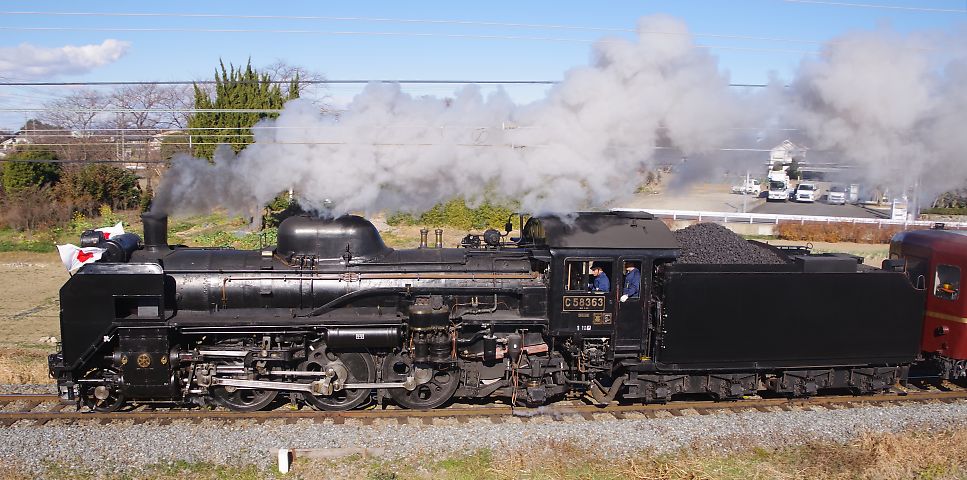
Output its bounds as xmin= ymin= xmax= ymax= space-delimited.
xmin=0 ymin=389 xmax=964 ymax=427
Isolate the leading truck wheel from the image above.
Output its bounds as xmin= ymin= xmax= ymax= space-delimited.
xmin=382 ymin=353 xmax=459 ymax=409
xmin=80 ymin=367 xmax=126 ymax=412
xmin=301 ymin=347 xmax=376 ymax=411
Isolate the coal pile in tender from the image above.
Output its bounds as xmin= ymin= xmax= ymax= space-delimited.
xmin=673 ymin=223 xmax=786 ymax=264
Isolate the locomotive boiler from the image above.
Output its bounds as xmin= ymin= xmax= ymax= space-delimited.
xmin=48 ymin=211 xmax=938 ymax=412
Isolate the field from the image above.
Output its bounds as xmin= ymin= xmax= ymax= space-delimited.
xmin=0 ymin=251 xmax=66 ymax=384
xmin=1 ymin=428 xmax=964 ymax=479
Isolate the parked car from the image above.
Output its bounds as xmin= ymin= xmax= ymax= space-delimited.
xmin=827 ymin=184 xmax=847 ymax=205
xmin=794 ymin=183 xmax=818 ymax=203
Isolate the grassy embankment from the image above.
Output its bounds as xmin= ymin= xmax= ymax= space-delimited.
xmin=3 ymin=429 xmax=965 ymax=480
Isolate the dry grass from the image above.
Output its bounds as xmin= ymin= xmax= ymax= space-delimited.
xmin=3 ymin=428 xmax=965 ymax=479
xmin=0 ymin=348 xmax=51 ymax=384
xmin=775 ymin=222 xmax=921 ymax=244
xmin=279 ymin=429 xmax=967 ymax=480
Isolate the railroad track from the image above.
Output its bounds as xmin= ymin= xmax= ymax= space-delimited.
xmin=1 ymin=385 xmax=965 ymax=427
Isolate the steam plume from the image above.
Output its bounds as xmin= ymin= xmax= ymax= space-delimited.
xmin=153 ymin=17 xmax=967 ymax=218
xmin=783 ymin=26 xmax=967 ymax=203
xmin=152 ymin=15 xmax=752 ymax=218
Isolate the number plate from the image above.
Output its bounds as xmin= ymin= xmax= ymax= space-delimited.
xmin=562 ymin=295 xmax=606 ymax=312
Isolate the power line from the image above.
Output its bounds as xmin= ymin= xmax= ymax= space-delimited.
xmin=0 ymin=80 xmax=771 ymax=88
xmin=782 ymin=0 xmax=967 ymax=13
xmin=0 ymin=27 xmax=821 ymax=55
xmin=0 ymin=11 xmax=828 ymax=45
xmin=1 ymin=108 xmax=283 ymax=114
xmin=0 ymin=145 xmax=781 ymax=164
xmin=0 ymin=80 xmax=560 ymax=87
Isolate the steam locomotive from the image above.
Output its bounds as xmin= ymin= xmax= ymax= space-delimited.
xmin=47 ymin=211 xmax=965 ymax=412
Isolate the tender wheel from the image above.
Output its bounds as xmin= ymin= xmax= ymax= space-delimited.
xmin=80 ymin=367 xmax=126 ymax=412
xmin=209 ymin=386 xmax=278 ymax=412
xmin=382 ymin=354 xmax=459 ymax=409
xmin=301 ymin=347 xmax=376 ymax=411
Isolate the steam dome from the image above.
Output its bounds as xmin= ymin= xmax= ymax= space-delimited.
xmin=276 ymin=215 xmax=391 ymax=261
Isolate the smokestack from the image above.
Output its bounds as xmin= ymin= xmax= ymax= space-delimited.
xmin=434 ymin=229 xmax=443 ymax=248
xmin=141 ymin=212 xmax=169 ymax=250
xmin=419 ymin=228 xmax=428 ymax=248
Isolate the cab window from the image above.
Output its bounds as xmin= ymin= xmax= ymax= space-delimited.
xmin=564 ymin=259 xmax=611 ymax=292
xmin=934 ymin=264 xmax=961 ymax=301
xmin=621 ymin=260 xmax=643 ymax=299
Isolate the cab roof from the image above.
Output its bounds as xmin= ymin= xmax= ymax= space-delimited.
xmin=521 ymin=211 xmax=679 ymax=250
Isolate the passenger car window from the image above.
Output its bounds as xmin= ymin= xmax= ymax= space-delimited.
xmin=934 ymin=264 xmax=961 ymax=301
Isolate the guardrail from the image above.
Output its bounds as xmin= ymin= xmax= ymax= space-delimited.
xmin=612 ymin=208 xmax=967 ymax=229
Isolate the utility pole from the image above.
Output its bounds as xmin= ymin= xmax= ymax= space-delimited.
xmin=742 ymin=170 xmax=750 ymax=213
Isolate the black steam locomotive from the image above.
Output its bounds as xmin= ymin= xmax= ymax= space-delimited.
xmin=48 ymin=211 xmax=925 ymax=412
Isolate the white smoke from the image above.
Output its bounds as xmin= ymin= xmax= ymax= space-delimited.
xmin=152 ymin=15 xmax=752 ymax=218
xmin=784 ymin=26 xmax=967 ymax=204
xmin=154 ymin=16 xmax=967 ymax=219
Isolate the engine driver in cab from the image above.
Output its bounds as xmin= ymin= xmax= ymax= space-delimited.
xmin=590 ymin=264 xmax=610 ymax=293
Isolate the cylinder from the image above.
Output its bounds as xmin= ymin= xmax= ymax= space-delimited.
xmin=141 ymin=213 xmax=169 ymax=250
xmin=325 ymin=327 xmax=400 ymax=349
xmin=419 ymin=228 xmax=429 ymax=248
xmin=434 ymin=229 xmax=443 ymax=248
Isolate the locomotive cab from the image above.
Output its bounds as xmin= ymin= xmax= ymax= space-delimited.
xmin=891 ymin=228 xmax=967 ymax=378
xmin=520 ymin=212 xmax=679 ymax=355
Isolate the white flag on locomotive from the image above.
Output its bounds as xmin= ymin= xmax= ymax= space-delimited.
xmin=95 ymin=222 xmax=124 ymax=239
xmin=56 ymin=244 xmax=106 ymax=273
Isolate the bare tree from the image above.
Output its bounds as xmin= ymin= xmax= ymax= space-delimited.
xmin=264 ymin=59 xmax=328 ymax=102
xmin=108 ymin=84 xmax=193 ymax=162
xmin=39 ymin=88 xmax=108 ymax=134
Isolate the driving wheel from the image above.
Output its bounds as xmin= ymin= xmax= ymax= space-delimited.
xmin=382 ymin=353 xmax=459 ymax=409
xmin=209 ymin=384 xmax=278 ymax=412
xmin=301 ymin=346 xmax=376 ymax=411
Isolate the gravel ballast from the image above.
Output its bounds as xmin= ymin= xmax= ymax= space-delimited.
xmin=2 ymin=401 xmax=966 ymax=475
xmin=674 ymin=223 xmax=786 ymax=264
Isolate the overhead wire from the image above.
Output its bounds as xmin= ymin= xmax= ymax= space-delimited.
xmin=0 ymin=27 xmax=821 ymax=55
xmin=0 ymin=145 xmax=781 ymax=164
xmin=0 ymin=11 xmax=829 ymax=44
xmin=782 ymin=0 xmax=967 ymax=13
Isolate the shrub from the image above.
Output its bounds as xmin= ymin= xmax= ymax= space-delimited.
xmin=387 ymin=198 xmax=517 ymax=231
xmin=921 ymin=207 xmax=967 ymax=216
xmin=0 ymin=186 xmax=68 ymax=231
xmin=1 ymin=149 xmax=61 ymax=194
xmin=775 ymin=222 xmax=918 ymax=244
xmin=54 ymin=164 xmax=141 ymax=211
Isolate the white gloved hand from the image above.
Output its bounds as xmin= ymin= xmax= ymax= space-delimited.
xmin=620 ymin=294 xmax=629 ymax=302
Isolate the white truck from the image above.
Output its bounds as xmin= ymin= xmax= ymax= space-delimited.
xmin=730 ymin=178 xmax=761 ymax=195
xmin=767 ymin=171 xmax=791 ymax=202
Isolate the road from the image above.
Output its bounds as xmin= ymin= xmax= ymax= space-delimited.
xmin=751 ymin=200 xmax=888 ymax=218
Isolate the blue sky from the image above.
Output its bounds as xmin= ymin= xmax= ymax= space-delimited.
xmin=0 ymin=0 xmax=965 ymax=130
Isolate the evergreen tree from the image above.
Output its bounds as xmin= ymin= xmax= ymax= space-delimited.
xmin=188 ymin=60 xmax=297 ymax=161
xmin=1 ymin=149 xmax=61 ymax=195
